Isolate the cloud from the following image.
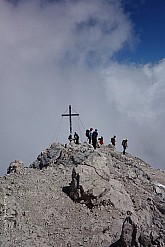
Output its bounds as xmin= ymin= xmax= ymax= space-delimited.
xmin=0 ymin=0 xmax=164 ymax=175
xmin=1 ymin=0 xmax=133 ymax=66
xmin=104 ymin=62 xmax=158 ymax=121
xmin=103 ymin=59 xmax=165 ymax=169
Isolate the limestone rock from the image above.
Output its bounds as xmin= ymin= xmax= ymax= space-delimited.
xmin=7 ymin=160 xmax=24 ymax=175
xmin=109 ymin=216 xmax=138 ymax=247
xmin=0 ymin=142 xmax=164 ymax=247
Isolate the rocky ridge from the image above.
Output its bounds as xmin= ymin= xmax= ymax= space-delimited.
xmin=0 ymin=142 xmax=165 ymax=247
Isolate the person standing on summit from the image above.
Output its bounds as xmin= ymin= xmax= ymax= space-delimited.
xmin=74 ymin=132 xmax=79 ymax=144
xmin=122 ymin=139 xmax=128 ymax=154
xmin=68 ymin=134 xmax=72 ymax=143
xmin=111 ymin=135 xmax=116 ymax=146
xmin=89 ymin=128 xmax=93 ymax=144
xmin=92 ymin=129 xmax=98 ymax=149
xmin=85 ymin=129 xmax=90 ymax=142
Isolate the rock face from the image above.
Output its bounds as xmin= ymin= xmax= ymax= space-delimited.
xmin=7 ymin=160 xmax=25 ymax=175
xmin=0 ymin=142 xmax=165 ymax=247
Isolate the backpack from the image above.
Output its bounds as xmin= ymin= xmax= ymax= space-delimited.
xmin=86 ymin=129 xmax=90 ymax=138
xmin=122 ymin=140 xmax=127 ymax=147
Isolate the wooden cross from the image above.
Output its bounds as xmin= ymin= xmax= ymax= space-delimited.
xmin=62 ymin=105 xmax=79 ymax=136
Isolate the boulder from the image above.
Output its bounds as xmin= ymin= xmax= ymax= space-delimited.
xmin=7 ymin=160 xmax=24 ymax=175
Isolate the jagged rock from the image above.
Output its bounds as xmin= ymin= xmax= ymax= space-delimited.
xmin=0 ymin=142 xmax=165 ymax=247
xmin=63 ymin=168 xmax=97 ymax=209
xmin=154 ymin=183 xmax=165 ymax=199
xmin=7 ymin=160 xmax=24 ymax=175
xmin=120 ymin=217 xmax=138 ymax=247
xmin=109 ymin=216 xmax=138 ymax=247
xmin=68 ymin=155 xmax=135 ymax=214
xmin=138 ymin=231 xmax=152 ymax=247
xmin=154 ymin=196 xmax=165 ymax=215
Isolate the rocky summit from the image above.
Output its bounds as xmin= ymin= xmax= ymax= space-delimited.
xmin=0 ymin=142 xmax=165 ymax=247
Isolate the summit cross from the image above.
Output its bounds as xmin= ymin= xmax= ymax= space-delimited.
xmin=61 ymin=105 xmax=79 ymax=136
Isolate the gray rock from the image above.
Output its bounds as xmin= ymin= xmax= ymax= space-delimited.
xmin=7 ymin=160 xmax=24 ymax=175
xmin=0 ymin=142 xmax=165 ymax=247
xmin=109 ymin=216 xmax=138 ymax=247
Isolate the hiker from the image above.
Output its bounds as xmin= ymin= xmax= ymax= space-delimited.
xmin=92 ymin=129 xmax=98 ymax=149
xmin=68 ymin=134 xmax=72 ymax=143
xmin=98 ymin=136 xmax=104 ymax=145
xmin=85 ymin=129 xmax=90 ymax=143
xmin=74 ymin=132 xmax=79 ymax=144
xmin=111 ymin=135 xmax=116 ymax=146
xmin=89 ymin=128 xmax=93 ymax=144
xmin=122 ymin=139 xmax=128 ymax=154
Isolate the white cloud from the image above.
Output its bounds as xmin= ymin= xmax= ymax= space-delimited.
xmin=0 ymin=0 xmax=165 ymax=175
xmin=103 ymin=59 xmax=165 ymax=169
xmin=104 ymin=62 xmax=163 ymax=121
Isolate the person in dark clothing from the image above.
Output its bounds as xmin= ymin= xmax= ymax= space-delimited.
xmin=111 ymin=135 xmax=116 ymax=146
xmin=68 ymin=134 xmax=72 ymax=143
xmin=122 ymin=139 xmax=128 ymax=154
xmin=85 ymin=129 xmax=91 ymax=144
xmin=74 ymin=132 xmax=79 ymax=144
xmin=85 ymin=129 xmax=90 ymax=140
xmin=92 ymin=129 xmax=98 ymax=149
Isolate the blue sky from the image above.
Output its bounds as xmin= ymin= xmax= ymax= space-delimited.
xmin=0 ymin=0 xmax=165 ymax=175
xmin=117 ymin=0 xmax=165 ymax=63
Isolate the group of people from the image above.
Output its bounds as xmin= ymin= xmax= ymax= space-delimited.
xmin=68 ymin=129 xmax=128 ymax=154
xmin=111 ymin=135 xmax=128 ymax=154
xmin=85 ymin=128 xmax=103 ymax=149
xmin=68 ymin=132 xmax=80 ymax=145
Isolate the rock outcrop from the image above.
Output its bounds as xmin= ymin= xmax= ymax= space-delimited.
xmin=0 ymin=142 xmax=165 ymax=246
xmin=7 ymin=160 xmax=25 ymax=175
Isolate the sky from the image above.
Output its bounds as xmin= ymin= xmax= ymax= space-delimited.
xmin=0 ymin=0 xmax=165 ymax=175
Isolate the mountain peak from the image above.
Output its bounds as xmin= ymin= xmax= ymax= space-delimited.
xmin=0 ymin=142 xmax=165 ymax=246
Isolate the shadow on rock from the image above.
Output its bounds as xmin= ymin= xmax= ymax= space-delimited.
xmin=62 ymin=168 xmax=97 ymax=209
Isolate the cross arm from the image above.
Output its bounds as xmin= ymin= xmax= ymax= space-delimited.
xmin=62 ymin=114 xmax=79 ymax=117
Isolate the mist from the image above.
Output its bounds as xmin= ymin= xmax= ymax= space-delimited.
xmin=0 ymin=0 xmax=165 ymax=175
